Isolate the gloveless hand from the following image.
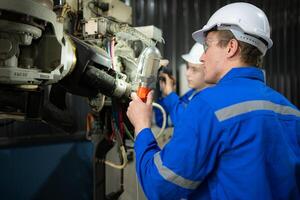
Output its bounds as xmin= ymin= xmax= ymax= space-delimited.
xmin=159 ymin=72 xmax=176 ymax=97
xmin=126 ymin=91 xmax=153 ymax=136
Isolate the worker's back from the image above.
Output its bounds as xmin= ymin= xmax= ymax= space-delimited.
xmin=190 ymin=67 xmax=300 ymax=199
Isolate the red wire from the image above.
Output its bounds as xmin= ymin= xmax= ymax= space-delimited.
xmin=86 ymin=113 xmax=95 ymax=132
xmin=110 ymin=119 xmax=115 ymax=141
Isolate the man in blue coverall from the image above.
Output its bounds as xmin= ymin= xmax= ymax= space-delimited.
xmin=127 ymin=2 xmax=300 ymax=200
xmin=155 ymin=43 xmax=209 ymax=127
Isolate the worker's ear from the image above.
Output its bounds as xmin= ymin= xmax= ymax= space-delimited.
xmin=226 ymin=39 xmax=239 ymax=58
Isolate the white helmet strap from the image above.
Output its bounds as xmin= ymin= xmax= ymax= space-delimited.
xmin=217 ymin=25 xmax=267 ymax=56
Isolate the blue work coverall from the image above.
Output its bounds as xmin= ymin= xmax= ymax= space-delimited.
xmin=154 ymin=89 xmax=198 ymax=127
xmin=134 ymin=67 xmax=300 ymax=200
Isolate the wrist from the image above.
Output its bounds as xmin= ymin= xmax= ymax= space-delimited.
xmin=135 ymin=126 xmax=150 ymax=136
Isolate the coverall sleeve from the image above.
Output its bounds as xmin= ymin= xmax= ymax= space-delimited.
xmin=134 ymin=97 xmax=228 ymax=200
xmin=160 ymin=91 xmax=189 ymax=126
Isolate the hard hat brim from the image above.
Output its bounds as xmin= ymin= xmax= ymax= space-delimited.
xmin=181 ymin=54 xmax=202 ymax=64
xmin=192 ymin=25 xmax=212 ymax=44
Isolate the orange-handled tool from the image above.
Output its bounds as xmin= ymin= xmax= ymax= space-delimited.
xmin=137 ymin=86 xmax=151 ymax=102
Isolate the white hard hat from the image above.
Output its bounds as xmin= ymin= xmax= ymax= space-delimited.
xmin=181 ymin=43 xmax=204 ymax=64
xmin=192 ymin=2 xmax=273 ymax=56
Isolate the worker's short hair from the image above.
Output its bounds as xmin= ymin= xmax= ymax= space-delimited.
xmin=216 ymin=30 xmax=263 ymax=67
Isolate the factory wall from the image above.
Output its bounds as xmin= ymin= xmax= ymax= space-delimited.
xmin=131 ymin=0 xmax=300 ymax=107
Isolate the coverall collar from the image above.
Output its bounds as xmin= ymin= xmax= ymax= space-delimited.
xmin=219 ymin=67 xmax=265 ymax=84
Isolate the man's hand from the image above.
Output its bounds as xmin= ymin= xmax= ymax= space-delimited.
xmin=159 ymin=72 xmax=176 ymax=97
xmin=126 ymin=91 xmax=153 ymax=136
